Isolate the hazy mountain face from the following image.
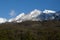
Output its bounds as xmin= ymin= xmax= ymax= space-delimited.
xmin=0 ymin=9 xmax=60 ymax=24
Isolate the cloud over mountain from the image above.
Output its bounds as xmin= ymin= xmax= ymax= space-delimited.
xmin=8 ymin=9 xmax=42 ymax=22
xmin=0 ymin=18 xmax=7 ymax=23
xmin=9 ymin=10 xmax=16 ymax=17
xmin=0 ymin=9 xmax=57 ymax=23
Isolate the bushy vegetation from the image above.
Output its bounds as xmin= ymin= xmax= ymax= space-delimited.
xmin=0 ymin=20 xmax=60 ymax=40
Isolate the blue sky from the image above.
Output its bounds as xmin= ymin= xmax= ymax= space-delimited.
xmin=0 ymin=0 xmax=60 ymax=19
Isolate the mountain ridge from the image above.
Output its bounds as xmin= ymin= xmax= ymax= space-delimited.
xmin=0 ymin=9 xmax=60 ymax=24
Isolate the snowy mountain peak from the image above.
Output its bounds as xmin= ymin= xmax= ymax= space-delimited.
xmin=43 ymin=9 xmax=56 ymax=14
xmin=29 ymin=9 xmax=42 ymax=17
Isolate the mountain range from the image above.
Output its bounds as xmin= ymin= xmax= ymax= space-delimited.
xmin=0 ymin=9 xmax=60 ymax=24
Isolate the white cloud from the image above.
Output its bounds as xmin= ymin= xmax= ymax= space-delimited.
xmin=8 ymin=18 xmax=14 ymax=22
xmin=15 ymin=13 xmax=25 ymax=21
xmin=0 ymin=18 xmax=7 ymax=23
xmin=8 ymin=13 xmax=25 ymax=22
xmin=43 ymin=9 xmax=56 ymax=14
xmin=13 ymin=9 xmax=42 ymax=22
xmin=9 ymin=10 xmax=16 ymax=17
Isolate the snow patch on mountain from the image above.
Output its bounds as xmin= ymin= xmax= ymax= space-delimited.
xmin=43 ymin=9 xmax=56 ymax=14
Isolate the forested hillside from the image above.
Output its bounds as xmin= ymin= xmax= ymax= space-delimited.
xmin=0 ymin=20 xmax=60 ymax=40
